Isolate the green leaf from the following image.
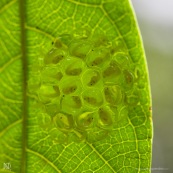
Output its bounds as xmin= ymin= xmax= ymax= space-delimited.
xmin=0 ymin=0 xmax=152 ymax=172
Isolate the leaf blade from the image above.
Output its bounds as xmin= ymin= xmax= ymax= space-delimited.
xmin=0 ymin=0 xmax=152 ymax=172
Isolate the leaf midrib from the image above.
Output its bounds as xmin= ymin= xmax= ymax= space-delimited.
xmin=19 ymin=0 xmax=27 ymax=172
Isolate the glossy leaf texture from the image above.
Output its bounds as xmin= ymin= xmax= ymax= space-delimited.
xmin=0 ymin=0 xmax=152 ymax=173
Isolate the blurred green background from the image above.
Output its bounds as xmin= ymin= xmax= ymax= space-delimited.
xmin=131 ymin=0 xmax=173 ymax=172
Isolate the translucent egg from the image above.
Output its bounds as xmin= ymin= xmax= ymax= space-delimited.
xmin=102 ymin=61 xmax=121 ymax=84
xmin=64 ymin=57 xmax=84 ymax=76
xmin=38 ymin=85 xmax=60 ymax=103
xmin=61 ymin=95 xmax=82 ymax=114
xmin=60 ymin=77 xmax=82 ymax=95
xmin=53 ymin=113 xmax=74 ymax=132
xmin=82 ymin=89 xmax=103 ymax=108
xmin=75 ymin=112 xmax=95 ymax=130
xmin=82 ymin=69 xmax=102 ymax=88
xmin=97 ymin=106 xmax=114 ymax=129
xmin=44 ymin=48 xmax=66 ymax=65
xmin=69 ymin=40 xmax=92 ymax=59
xmin=41 ymin=67 xmax=63 ymax=85
xmin=86 ymin=47 xmax=110 ymax=68
xmin=104 ymin=85 xmax=123 ymax=105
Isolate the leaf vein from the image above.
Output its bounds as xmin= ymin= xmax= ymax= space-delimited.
xmin=25 ymin=24 xmax=55 ymax=40
xmin=0 ymin=0 xmax=16 ymax=14
xmin=87 ymin=142 xmax=116 ymax=173
xmin=0 ymin=55 xmax=21 ymax=73
xmin=101 ymin=5 xmax=131 ymax=57
xmin=27 ymin=148 xmax=62 ymax=173
xmin=66 ymin=0 xmax=101 ymax=8
xmin=0 ymin=119 xmax=22 ymax=138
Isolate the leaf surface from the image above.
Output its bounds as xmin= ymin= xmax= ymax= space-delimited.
xmin=0 ymin=0 xmax=152 ymax=172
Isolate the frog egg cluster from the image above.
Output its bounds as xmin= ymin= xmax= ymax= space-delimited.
xmin=29 ymin=34 xmax=136 ymax=143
